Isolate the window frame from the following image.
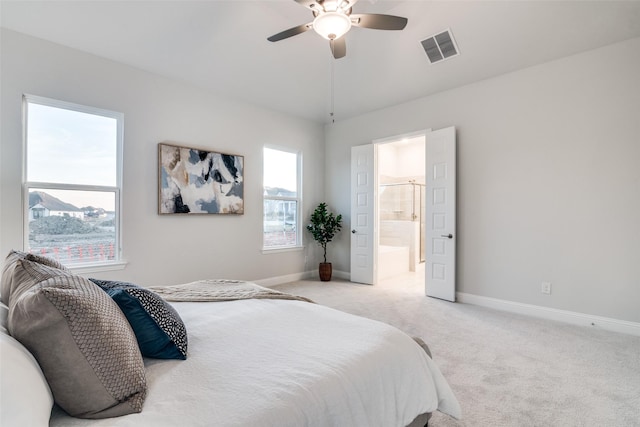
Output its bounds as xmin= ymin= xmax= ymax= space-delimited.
xmin=22 ymin=94 xmax=126 ymax=272
xmin=262 ymin=145 xmax=303 ymax=252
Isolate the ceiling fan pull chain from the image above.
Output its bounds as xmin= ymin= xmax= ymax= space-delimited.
xmin=330 ymin=57 xmax=335 ymax=123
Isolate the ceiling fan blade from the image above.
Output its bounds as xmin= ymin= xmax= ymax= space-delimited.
xmin=267 ymin=23 xmax=313 ymax=42
xmin=350 ymin=14 xmax=408 ymax=31
xmin=330 ymin=37 xmax=346 ymax=59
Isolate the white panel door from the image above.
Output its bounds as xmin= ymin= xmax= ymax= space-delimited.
xmin=425 ymin=127 xmax=456 ymax=301
xmin=350 ymin=144 xmax=376 ymax=285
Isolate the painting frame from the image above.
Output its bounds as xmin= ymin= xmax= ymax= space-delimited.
xmin=158 ymin=142 xmax=244 ymax=215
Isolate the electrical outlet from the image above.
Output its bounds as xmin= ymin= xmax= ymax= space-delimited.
xmin=541 ymin=282 xmax=552 ymax=295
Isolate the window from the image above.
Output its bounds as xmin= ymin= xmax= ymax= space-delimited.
xmin=24 ymin=95 xmax=123 ymax=268
xmin=263 ymin=147 xmax=301 ymax=249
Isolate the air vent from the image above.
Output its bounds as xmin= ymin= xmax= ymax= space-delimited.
xmin=420 ymin=29 xmax=459 ymax=64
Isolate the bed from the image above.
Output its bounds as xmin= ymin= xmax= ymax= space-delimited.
xmin=1 ymin=252 xmax=461 ymax=427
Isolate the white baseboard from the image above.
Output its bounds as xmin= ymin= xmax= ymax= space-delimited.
xmin=332 ymin=270 xmax=350 ymax=280
xmin=254 ymin=271 xmax=315 ymax=288
xmin=255 ymin=269 xmax=351 ymax=288
xmin=457 ymin=292 xmax=640 ymax=337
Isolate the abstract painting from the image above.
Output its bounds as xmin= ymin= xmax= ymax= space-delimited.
xmin=158 ymin=143 xmax=244 ymax=214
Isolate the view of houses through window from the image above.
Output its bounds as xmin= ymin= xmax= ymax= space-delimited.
xmin=24 ymin=95 xmax=122 ymax=265
xmin=263 ymin=147 xmax=300 ymax=249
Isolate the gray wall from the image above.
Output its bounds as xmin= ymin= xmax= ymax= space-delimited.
xmin=2 ymin=29 xmax=638 ymax=324
xmin=1 ymin=29 xmax=325 ymax=286
xmin=325 ymin=37 xmax=640 ymax=323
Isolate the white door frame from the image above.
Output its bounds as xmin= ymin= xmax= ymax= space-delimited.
xmin=350 ymin=130 xmax=429 ymax=285
xmin=373 ymin=130 xmax=430 ymax=284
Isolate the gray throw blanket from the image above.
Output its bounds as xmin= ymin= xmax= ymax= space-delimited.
xmin=148 ymin=279 xmax=314 ymax=304
xmin=149 ymin=279 xmax=431 ymax=359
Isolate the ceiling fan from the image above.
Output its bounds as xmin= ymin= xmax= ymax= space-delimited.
xmin=267 ymin=0 xmax=408 ymax=59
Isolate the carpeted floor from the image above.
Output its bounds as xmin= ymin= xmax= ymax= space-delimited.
xmin=273 ymin=274 xmax=640 ymax=427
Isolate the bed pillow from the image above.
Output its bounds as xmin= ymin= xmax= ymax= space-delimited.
xmin=90 ymin=279 xmax=188 ymax=360
xmin=1 ymin=326 xmax=54 ymax=427
xmin=25 ymin=252 xmax=70 ymax=271
xmin=8 ymin=259 xmax=147 ymax=419
xmin=1 ymin=250 xmax=68 ymax=305
xmin=1 ymin=250 xmax=25 ymax=304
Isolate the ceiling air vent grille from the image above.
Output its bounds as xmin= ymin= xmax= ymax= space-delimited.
xmin=421 ymin=29 xmax=459 ymax=64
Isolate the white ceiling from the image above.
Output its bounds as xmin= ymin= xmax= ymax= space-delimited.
xmin=2 ymin=0 xmax=640 ymax=123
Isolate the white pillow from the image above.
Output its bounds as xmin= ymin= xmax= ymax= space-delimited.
xmin=0 ymin=324 xmax=54 ymax=427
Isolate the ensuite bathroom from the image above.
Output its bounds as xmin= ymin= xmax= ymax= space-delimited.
xmin=377 ymin=136 xmax=426 ymax=283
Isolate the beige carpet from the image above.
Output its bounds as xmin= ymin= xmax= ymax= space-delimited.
xmin=273 ymin=274 xmax=640 ymax=427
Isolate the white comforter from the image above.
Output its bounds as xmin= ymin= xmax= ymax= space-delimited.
xmin=50 ymin=299 xmax=461 ymax=427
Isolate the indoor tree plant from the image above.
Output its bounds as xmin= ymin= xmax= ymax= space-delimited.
xmin=306 ymin=202 xmax=342 ymax=281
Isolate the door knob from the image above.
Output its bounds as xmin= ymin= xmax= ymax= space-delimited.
xmin=351 ymin=229 xmax=357 ymax=234
xmin=441 ymin=233 xmax=453 ymax=239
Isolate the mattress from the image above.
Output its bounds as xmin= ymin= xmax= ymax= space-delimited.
xmin=50 ymin=298 xmax=461 ymax=426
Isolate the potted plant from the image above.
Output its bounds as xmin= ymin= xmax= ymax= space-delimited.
xmin=306 ymin=202 xmax=343 ymax=281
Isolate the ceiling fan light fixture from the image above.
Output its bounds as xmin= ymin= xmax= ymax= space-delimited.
xmin=268 ymin=0 xmax=408 ymax=59
xmin=313 ymin=11 xmax=351 ymax=40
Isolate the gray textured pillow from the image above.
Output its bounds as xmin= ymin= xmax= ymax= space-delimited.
xmin=1 ymin=250 xmax=68 ymax=305
xmin=1 ymin=250 xmax=28 ymax=305
xmin=7 ymin=259 xmax=147 ymax=419
xmin=25 ymin=252 xmax=70 ymax=271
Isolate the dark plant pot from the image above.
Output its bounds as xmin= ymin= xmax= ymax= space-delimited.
xmin=319 ymin=262 xmax=332 ymax=282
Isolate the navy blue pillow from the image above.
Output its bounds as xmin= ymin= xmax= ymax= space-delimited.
xmin=90 ymin=279 xmax=188 ymax=360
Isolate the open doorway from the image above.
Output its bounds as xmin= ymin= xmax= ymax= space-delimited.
xmin=375 ymin=134 xmax=426 ymax=287
xmin=350 ymin=126 xmax=456 ymax=299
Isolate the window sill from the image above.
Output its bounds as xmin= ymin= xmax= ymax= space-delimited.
xmin=68 ymin=260 xmax=128 ymax=275
xmin=262 ymin=245 xmax=304 ymax=254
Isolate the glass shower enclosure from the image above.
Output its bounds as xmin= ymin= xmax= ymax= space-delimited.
xmin=378 ymin=182 xmax=426 ymax=263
